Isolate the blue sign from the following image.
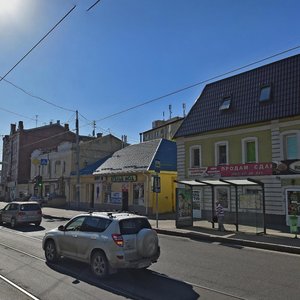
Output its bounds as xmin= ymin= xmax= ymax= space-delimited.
xmin=40 ymin=159 xmax=48 ymax=165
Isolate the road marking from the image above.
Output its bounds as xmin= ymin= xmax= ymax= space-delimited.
xmin=0 ymin=274 xmax=40 ymax=300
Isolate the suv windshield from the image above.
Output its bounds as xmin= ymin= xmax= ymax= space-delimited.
xmin=119 ymin=217 xmax=151 ymax=235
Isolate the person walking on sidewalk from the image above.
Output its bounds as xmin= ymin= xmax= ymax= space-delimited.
xmin=216 ymin=201 xmax=225 ymax=231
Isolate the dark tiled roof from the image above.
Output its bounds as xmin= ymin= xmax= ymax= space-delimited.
xmin=94 ymin=139 xmax=176 ymax=175
xmin=175 ymin=54 xmax=300 ymax=138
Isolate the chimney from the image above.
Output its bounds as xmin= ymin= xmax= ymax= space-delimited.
xmin=18 ymin=121 xmax=24 ymax=131
xmin=57 ymin=120 xmax=60 ymax=125
xmin=97 ymin=133 xmax=103 ymax=138
xmin=64 ymin=123 xmax=69 ymax=131
xmin=10 ymin=124 xmax=16 ymax=135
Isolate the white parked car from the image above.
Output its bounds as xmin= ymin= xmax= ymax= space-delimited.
xmin=42 ymin=212 xmax=160 ymax=278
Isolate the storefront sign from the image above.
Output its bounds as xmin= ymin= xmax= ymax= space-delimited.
xmin=189 ymin=163 xmax=273 ymax=177
xmin=111 ymin=175 xmax=137 ymax=182
xmin=189 ymin=160 xmax=300 ymax=178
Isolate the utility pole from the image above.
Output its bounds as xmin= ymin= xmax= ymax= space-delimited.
xmin=35 ymin=115 xmax=38 ymax=127
xmin=92 ymin=120 xmax=96 ymax=137
xmin=76 ymin=110 xmax=80 ymax=208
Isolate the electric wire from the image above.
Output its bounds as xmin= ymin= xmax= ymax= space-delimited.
xmin=92 ymin=45 xmax=300 ymax=122
xmin=87 ymin=0 xmax=101 ymax=11
xmin=0 ymin=5 xmax=76 ymax=86
xmin=0 ymin=106 xmax=36 ymax=121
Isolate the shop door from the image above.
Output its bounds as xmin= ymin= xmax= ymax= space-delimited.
xmin=122 ymin=191 xmax=129 ymax=211
xmin=192 ymin=190 xmax=202 ymax=219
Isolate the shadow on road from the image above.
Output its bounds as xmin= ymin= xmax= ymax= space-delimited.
xmin=46 ymin=259 xmax=199 ymax=300
xmin=1 ymin=223 xmax=45 ymax=232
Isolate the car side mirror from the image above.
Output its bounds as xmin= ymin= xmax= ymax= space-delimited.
xmin=58 ymin=225 xmax=65 ymax=231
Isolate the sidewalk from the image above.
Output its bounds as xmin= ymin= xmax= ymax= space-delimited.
xmin=40 ymin=206 xmax=300 ymax=255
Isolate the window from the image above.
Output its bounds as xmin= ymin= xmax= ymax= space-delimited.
xmin=119 ymin=218 xmax=151 ymax=235
xmin=65 ymin=216 xmax=85 ymax=231
xmin=259 ymin=86 xmax=271 ymax=102
xmin=281 ymin=132 xmax=299 ymax=160
xmin=81 ymin=216 xmax=111 ymax=232
xmin=215 ymin=187 xmax=230 ymax=209
xmin=190 ymin=146 xmax=201 ymax=168
xmin=219 ymin=97 xmax=231 ymax=110
xmin=285 ymin=134 xmax=297 ymax=159
xmin=215 ymin=142 xmax=228 ymax=165
xmin=242 ymin=137 xmax=258 ymax=163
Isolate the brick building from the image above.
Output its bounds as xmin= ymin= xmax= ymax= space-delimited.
xmin=1 ymin=121 xmax=92 ymax=201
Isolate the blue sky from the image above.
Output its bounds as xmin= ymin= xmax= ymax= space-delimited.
xmin=1 ymin=0 xmax=300 ymax=160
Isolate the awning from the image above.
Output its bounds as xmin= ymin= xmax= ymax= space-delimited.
xmin=175 ymin=178 xmax=262 ymax=187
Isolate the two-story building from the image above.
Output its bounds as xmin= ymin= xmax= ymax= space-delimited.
xmin=174 ymin=54 xmax=300 ymax=227
xmin=30 ymin=134 xmax=123 ymax=207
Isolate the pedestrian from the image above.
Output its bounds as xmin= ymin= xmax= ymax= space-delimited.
xmin=216 ymin=201 xmax=225 ymax=231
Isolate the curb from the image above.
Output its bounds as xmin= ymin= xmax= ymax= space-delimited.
xmin=155 ymin=229 xmax=300 ymax=255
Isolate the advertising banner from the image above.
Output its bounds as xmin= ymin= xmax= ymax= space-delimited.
xmin=188 ymin=160 xmax=300 ymax=178
xmin=176 ymin=188 xmax=193 ymax=228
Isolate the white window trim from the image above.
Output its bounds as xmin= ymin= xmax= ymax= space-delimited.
xmin=189 ymin=145 xmax=202 ymax=168
xmin=215 ymin=141 xmax=229 ymax=165
xmin=280 ymin=130 xmax=300 ymax=160
xmin=242 ymin=137 xmax=258 ymax=163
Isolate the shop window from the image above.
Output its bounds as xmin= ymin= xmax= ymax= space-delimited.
xmin=215 ymin=141 xmax=228 ymax=165
xmin=133 ymin=183 xmax=144 ymax=205
xmin=242 ymin=137 xmax=258 ymax=163
xmin=190 ymin=146 xmax=201 ymax=168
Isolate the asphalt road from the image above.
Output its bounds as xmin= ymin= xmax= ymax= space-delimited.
xmin=0 ymin=217 xmax=300 ymax=300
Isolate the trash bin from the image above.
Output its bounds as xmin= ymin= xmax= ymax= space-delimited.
xmin=289 ymin=215 xmax=298 ymax=236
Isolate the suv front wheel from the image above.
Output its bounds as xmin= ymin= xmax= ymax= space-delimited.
xmin=45 ymin=240 xmax=58 ymax=263
xmin=91 ymin=251 xmax=108 ymax=279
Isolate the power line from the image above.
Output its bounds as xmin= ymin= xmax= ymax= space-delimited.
xmin=0 ymin=5 xmax=76 ymax=84
xmin=92 ymin=45 xmax=300 ymax=123
xmin=2 ymin=78 xmax=75 ymax=112
xmin=87 ymin=0 xmax=101 ymax=12
xmin=0 ymin=5 xmax=76 ymax=113
xmin=0 ymin=106 xmax=36 ymax=121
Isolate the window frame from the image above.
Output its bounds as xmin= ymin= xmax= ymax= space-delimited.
xmin=259 ymin=85 xmax=272 ymax=102
xmin=219 ymin=96 xmax=231 ymax=111
xmin=215 ymin=141 xmax=228 ymax=165
xmin=280 ymin=131 xmax=300 ymax=160
xmin=242 ymin=137 xmax=258 ymax=163
xmin=189 ymin=145 xmax=202 ymax=168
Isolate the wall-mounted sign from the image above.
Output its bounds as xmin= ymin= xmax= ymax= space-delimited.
xmin=111 ymin=175 xmax=137 ymax=182
xmin=40 ymin=159 xmax=48 ymax=165
xmin=189 ymin=160 xmax=300 ymax=178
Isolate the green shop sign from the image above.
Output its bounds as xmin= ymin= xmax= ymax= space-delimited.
xmin=111 ymin=175 xmax=137 ymax=182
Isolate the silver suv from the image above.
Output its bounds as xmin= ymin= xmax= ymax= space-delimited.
xmin=42 ymin=212 xmax=160 ymax=278
xmin=0 ymin=201 xmax=42 ymax=227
